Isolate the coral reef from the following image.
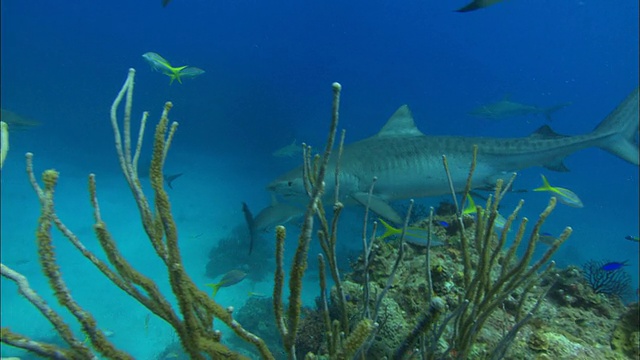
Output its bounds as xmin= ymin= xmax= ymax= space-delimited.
xmin=611 ymin=302 xmax=640 ymax=359
xmin=338 ymin=207 xmax=638 ymax=359
xmin=206 ymin=224 xmax=273 ymax=282
xmin=582 ymin=259 xmax=633 ymax=298
xmin=231 ymin=296 xmax=284 ymax=358
xmin=2 ymin=72 xmax=636 ymax=360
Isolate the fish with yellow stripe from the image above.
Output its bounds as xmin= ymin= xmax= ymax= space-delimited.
xmin=377 ymin=219 xmax=445 ymax=247
xmin=142 ymin=52 xmax=205 ymax=85
xmin=533 ymin=174 xmax=584 ymax=208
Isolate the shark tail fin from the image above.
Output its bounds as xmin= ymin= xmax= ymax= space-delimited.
xmin=591 ymin=88 xmax=639 ymax=165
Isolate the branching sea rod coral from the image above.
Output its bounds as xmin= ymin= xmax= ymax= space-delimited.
xmin=0 ymin=68 xmax=274 ymax=359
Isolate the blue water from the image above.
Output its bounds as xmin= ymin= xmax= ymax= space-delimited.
xmin=1 ymin=0 xmax=638 ymax=358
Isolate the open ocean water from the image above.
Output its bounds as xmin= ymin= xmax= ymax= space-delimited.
xmin=1 ymin=0 xmax=638 ymax=359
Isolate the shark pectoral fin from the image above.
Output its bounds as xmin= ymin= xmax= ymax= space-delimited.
xmin=352 ymin=192 xmax=403 ymax=225
xmin=543 ymin=159 xmax=570 ymax=172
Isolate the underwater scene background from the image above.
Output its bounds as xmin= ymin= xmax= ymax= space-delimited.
xmin=1 ymin=0 xmax=638 ymax=359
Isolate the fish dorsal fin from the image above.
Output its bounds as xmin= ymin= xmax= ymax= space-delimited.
xmin=530 ymin=125 xmax=567 ymax=139
xmin=376 ymin=105 xmax=424 ymax=138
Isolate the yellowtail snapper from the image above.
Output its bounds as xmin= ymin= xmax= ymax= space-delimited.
xmin=377 ymin=219 xmax=445 ymax=247
xmin=205 ymin=269 xmax=247 ymax=297
xmin=464 ymin=194 xmax=509 ymax=231
xmin=142 ymin=52 xmax=205 ymax=85
xmin=533 ymin=174 xmax=584 ymax=208
xmin=624 ymin=235 xmax=639 ymax=242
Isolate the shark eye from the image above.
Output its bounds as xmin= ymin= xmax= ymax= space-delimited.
xmin=287 ymin=181 xmax=293 ymax=186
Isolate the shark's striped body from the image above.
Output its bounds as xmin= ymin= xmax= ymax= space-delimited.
xmin=268 ymin=88 xmax=639 ymax=223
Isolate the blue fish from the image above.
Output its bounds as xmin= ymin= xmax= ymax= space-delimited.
xmin=438 ymin=221 xmax=449 ymax=228
xmin=601 ymin=260 xmax=629 ymax=271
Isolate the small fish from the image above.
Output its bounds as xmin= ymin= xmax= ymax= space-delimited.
xmin=163 ymin=173 xmax=183 ymax=189
xmin=377 ymin=218 xmax=445 ymax=247
xmin=142 ymin=52 xmax=205 ymax=85
xmin=437 ymin=220 xmax=449 ymax=228
xmin=247 ymin=291 xmax=268 ymax=298
xmin=601 ymin=260 xmax=629 ymax=272
xmin=205 ymin=269 xmax=247 ymax=297
xmin=463 ymin=194 xmax=508 ymax=230
xmin=533 ymin=175 xmax=583 ymax=208
xmin=538 ymin=232 xmax=557 ymax=245
xmin=624 ymin=235 xmax=640 ymax=242
xmin=1 ymin=121 xmax=8 ymax=169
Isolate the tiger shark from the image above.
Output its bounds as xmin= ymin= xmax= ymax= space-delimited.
xmin=267 ymin=88 xmax=639 ymax=224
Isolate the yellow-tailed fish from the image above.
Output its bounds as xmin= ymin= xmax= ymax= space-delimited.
xmin=205 ymin=269 xmax=247 ymax=297
xmin=142 ymin=52 xmax=205 ymax=85
xmin=624 ymin=235 xmax=639 ymax=243
xmin=377 ymin=219 xmax=444 ymax=247
xmin=463 ymin=194 xmax=508 ymax=230
xmin=1 ymin=121 xmax=8 ymax=169
xmin=533 ymin=174 xmax=584 ymax=208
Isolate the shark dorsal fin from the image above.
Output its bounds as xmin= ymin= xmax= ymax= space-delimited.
xmin=530 ymin=125 xmax=567 ymax=139
xmin=376 ymin=105 xmax=424 ymax=138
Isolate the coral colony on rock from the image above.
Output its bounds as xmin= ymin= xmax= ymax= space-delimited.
xmin=1 ymin=72 xmax=639 ymax=360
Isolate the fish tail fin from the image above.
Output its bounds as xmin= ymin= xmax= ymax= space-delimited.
xmin=164 ymin=173 xmax=183 ymax=189
xmin=462 ymin=194 xmax=477 ymax=215
xmin=533 ymin=174 xmax=552 ymax=192
xmin=591 ymin=88 xmax=639 ymax=165
xmin=377 ymin=218 xmax=398 ymax=241
xmin=204 ymin=283 xmax=221 ymax=298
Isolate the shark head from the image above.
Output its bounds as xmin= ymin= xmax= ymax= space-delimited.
xmin=266 ymin=167 xmax=307 ymax=199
